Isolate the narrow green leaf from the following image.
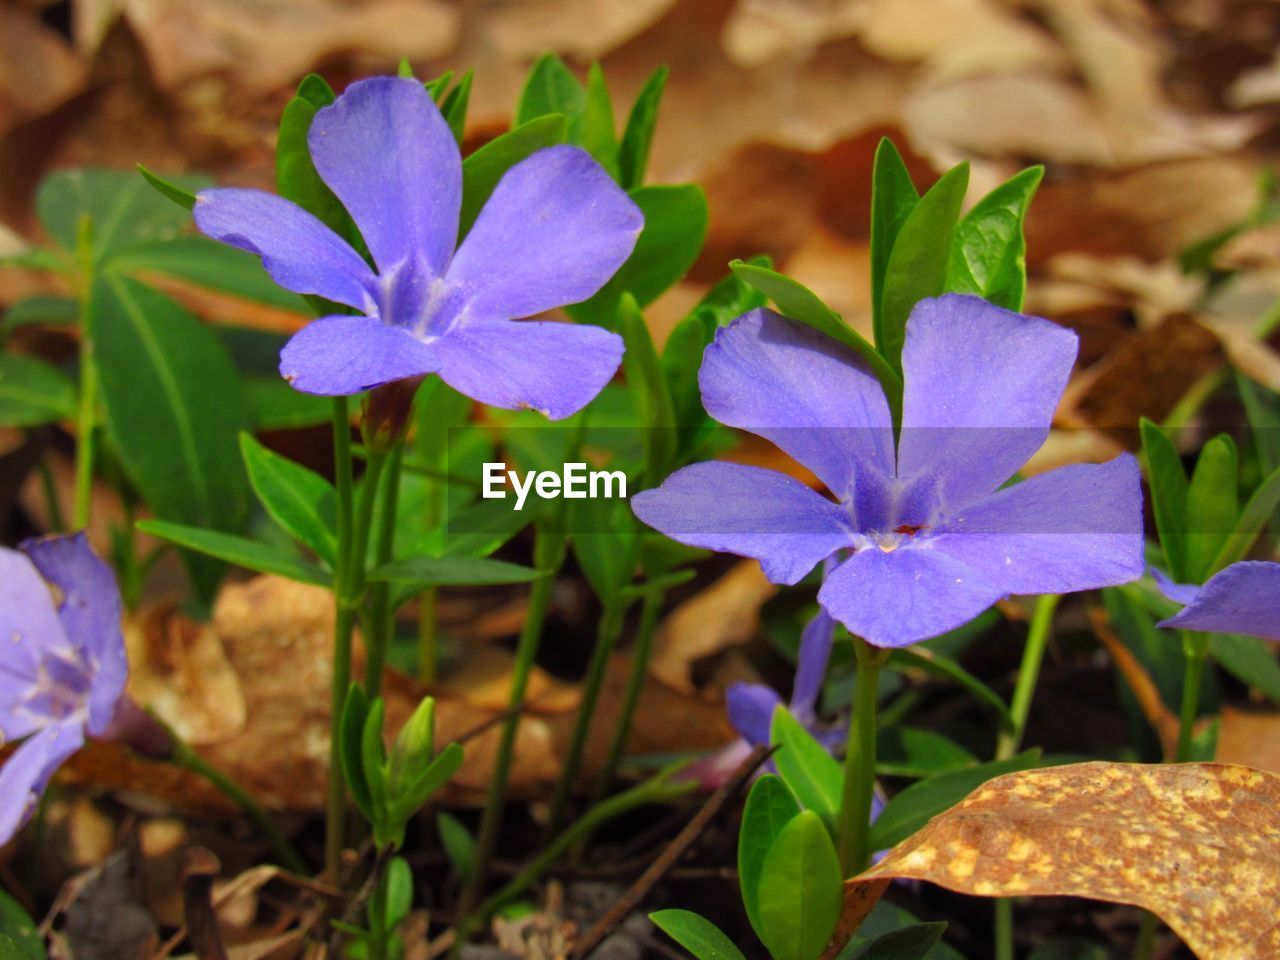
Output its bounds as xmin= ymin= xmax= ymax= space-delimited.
xmin=276 ymin=78 xmax=362 ymax=251
xmin=367 ymin=555 xmax=543 ymax=586
xmin=459 ymin=115 xmax=568 ymax=239
xmin=869 ymin=750 xmax=1041 ymax=850
xmin=136 ymin=164 xmax=196 ymax=211
xmin=94 ymin=276 xmax=252 ymax=599
xmin=650 ymin=910 xmax=747 ymax=960
xmin=567 ymin=184 xmax=708 ymax=328
xmin=138 ymin=520 xmax=329 ymax=586
xmin=757 ymin=811 xmax=843 ymax=960
xmin=729 ymin=261 xmax=903 ymax=413
xmin=580 ymin=63 xmax=619 ymax=179
xmin=876 ymin=726 xmax=977 ymax=779
xmin=390 ymin=742 xmax=464 ymax=826
xmin=838 ymin=922 xmax=947 ymax=960
xmin=380 ymin=857 xmax=414 ymax=930
xmin=1210 ymin=632 xmax=1280 ymax=704
xmin=870 ymin=138 xmax=919 ymax=339
xmin=618 ymin=66 xmax=668 ymax=189
xmin=945 ymin=166 xmax=1042 ymax=311
xmin=878 ymin=163 xmax=969 ymax=373
xmin=340 ymin=684 xmax=374 ymax=819
xmin=424 ymin=70 xmax=454 ymax=99
xmin=619 ymin=293 xmax=676 ymax=477
xmin=1184 ymin=434 xmax=1238 ymax=581
xmin=1140 ymin=417 xmax=1190 ymax=582
xmin=0 ymin=355 xmax=76 ymax=426
xmin=2 ymin=295 xmax=78 ymax=334
xmin=771 ymin=708 xmax=842 ymax=834
xmin=240 ymin=433 xmax=337 ymax=565
xmin=1209 ymin=462 xmax=1280 ymax=573
xmin=738 ymin=774 xmax=801 ymax=942
xmin=0 ymin=888 xmax=45 ymax=960
xmin=569 ymin=496 xmax=638 ymax=600
xmin=886 ymin=647 xmax=1014 ymax=732
xmin=515 ymin=53 xmax=585 ymax=130
xmin=442 ymin=71 xmax=473 ymax=144
xmin=438 ymin=811 xmax=476 ymax=882
xmin=297 ymin=73 xmax=336 ymax=107
xmin=362 ymin=699 xmax=389 ymax=820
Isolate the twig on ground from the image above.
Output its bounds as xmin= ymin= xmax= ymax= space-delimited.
xmin=181 ymin=848 xmax=229 ymax=960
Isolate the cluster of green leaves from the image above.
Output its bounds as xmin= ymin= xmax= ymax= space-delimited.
xmin=332 ymin=856 xmax=414 ymax=960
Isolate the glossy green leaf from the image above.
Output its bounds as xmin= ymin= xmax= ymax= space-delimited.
xmin=869 ymin=750 xmax=1040 ymax=850
xmin=276 ymin=76 xmax=362 ymax=250
xmin=515 ymin=53 xmax=585 ymax=130
xmin=0 ymin=889 xmax=44 ymax=960
xmin=1184 ymin=434 xmax=1238 ymax=581
xmin=240 ymin=433 xmax=337 ymax=565
xmin=661 ymin=308 xmax=717 ymax=440
xmin=93 ymin=276 xmax=251 ymax=598
xmin=771 ymin=708 xmax=842 ymax=833
xmin=729 ymin=261 xmax=902 ymax=411
xmin=886 ymin=647 xmax=1014 ymax=732
xmin=650 ymin=910 xmax=747 ymax=960
xmin=2 ymin=295 xmax=78 ymax=334
xmin=878 ymin=163 xmax=969 ymax=373
xmin=567 ymin=184 xmax=708 ymax=328
xmin=0 ymin=355 xmax=76 ymax=426
xmin=138 ymin=520 xmax=330 ymax=586
xmin=340 ymin=684 xmax=374 ymax=819
xmin=618 ymin=66 xmax=668 ymax=189
xmin=390 ymin=742 xmax=464 ymax=826
xmin=1140 ymin=417 xmax=1189 ymax=582
xmin=442 ymin=71 xmax=473 ymax=143
xmin=876 ymin=726 xmax=977 ymax=778
xmin=695 ymin=253 xmax=770 ymax=324
xmin=945 ymin=166 xmax=1042 ymax=310
xmin=738 ymin=774 xmax=801 ymax=941
xmin=136 ymin=164 xmax=196 ymax=211
xmin=837 ymin=923 xmax=947 ymax=960
xmin=620 ymin=294 xmax=676 ymax=477
xmin=581 ymin=63 xmax=620 ymax=178
xmin=1209 ymin=462 xmax=1280 ymax=573
xmin=423 ymin=69 xmax=453 ymax=98
xmin=842 ymin=902 xmax=961 ymax=960
xmin=367 ymin=554 xmax=542 ymax=587
xmin=757 ymin=811 xmax=843 ymax=960
xmin=438 ymin=811 xmax=476 ymax=882
xmin=869 ymin=139 xmax=919 ymax=337
xmin=362 ymin=698 xmax=389 ymax=824
xmin=570 ymin=495 xmax=638 ymax=600
xmin=459 ymin=114 xmax=568 ymax=238
xmin=380 ymin=857 xmax=414 ymax=930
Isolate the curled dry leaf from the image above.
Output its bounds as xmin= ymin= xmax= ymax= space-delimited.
xmin=841 ymin=762 xmax=1280 ymax=960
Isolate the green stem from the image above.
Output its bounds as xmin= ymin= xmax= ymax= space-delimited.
xmin=168 ymin=728 xmax=305 ymax=874
xmin=836 ymin=638 xmax=887 ymax=876
xmin=595 ymin=587 xmax=665 ymax=797
xmin=72 ymin=330 xmax=98 ymax=530
xmin=327 ymin=397 xmax=356 ymax=882
xmin=993 ymin=593 xmax=1060 ymax=960
xmin=1176 ymin=631 xmax=1210 ymax=763
xmin=546 ymin=599 xmax=627 ymax=839
xmin=455 ymin=524 xmax=567 ymax=923
xmin=34 ymin=432 xmax=66 ymax=532
xmin=364 ymin=444 xmax=403 ymax=698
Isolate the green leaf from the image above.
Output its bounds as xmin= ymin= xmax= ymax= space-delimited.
xmin=439 ymin=498 xmax=534 ymax=560
xmin=567 ymin=184 xmax=708 ymax=328
xmin=729 ymin=261 xmax=902 ymax=412
xmin=837 ymin=923 xmax=947 ymax=960
xmin=945 ymin=166 xmax=1042 ymax=311
xmin=569 ymin=496 xmax=638 ymax=600
xmin=276 ymin=76 xmax=362 ymax=251
xmin=367 ymin=555 xmax=543 ymax=587
xmin=297 ymin=73 xmax=336 ymax=108
xmin=442 ymin=71 xmax=473 ymax=143
xmin=1140 ymin=417 xmax=1189 ymax=582
xmin=515 ymin=54 xmax=585 ymax=130
xmin=878 ymin=163 xmax=969 ymax=373
xmin=240 ymin=433 xmax=337 ymax=565
xmin=619 ymin=294 xmax=676 ymax=477
xmin=695 ymin=253 xmax=771 ymax=324
xmin=661 ymin=308 xmax=717 ymax=436
xmin=649 ymin=910 xmax=746 ymax=960
xmin=340 ymin=684 xmax=374 ymax=819
xmin=362 ymin=699 xmax=389 ymax=827
xmin=389 ymin=742 xmax=464 ymax=827
xmin=459 ymin=115 xmax=568 ymax=238
xmin=869 ymin=139 xmax=919 ymax=339
xmin=390 ymin=696 xmax=437 ymax=791
xmin=0 ymin=889 xmax=44 ymax=960
xmin=93 ymin=276 xmax=252 ymax=598
xmin=886 ymin=647 xmax=1014 ymax=732
xmin=876 ymin=726 xmax=977 ymax=779
xmin=384 ymin=857 xmax=414 ymax=929
xmin=424 ymin=70 xmax=453 ymax=98
xmin=136 ymin=164 xmax=197 ymax=211
xmin=2 ymin=295 xmax=78 ymax=334
xmin=1210 ymin=632 xmax=1280 ymax=704
xmin=438 ymin=811 xmax=476 ymax=882
xmin=869 ymin=750 xmax=1040 ymax=850
xmin=137 ymin=520 xmax=329 ymax=586
xmin=771 ymin=708 xmax=842 ymax=834
xmin=0 ymin=354 xmax=76 ymax=426
xmin=618 ymin=66 xmax=668 ymax=189
xmin=1184 ymin=434 xmax=1238 ymax=581
xmin=757 ymin=810 xmax=843 ymax=960
xmin=1209 ymin=462 xmax=1280 ymax=573
xmin=738 ymin=774 xmax=801 ymax=941
xmin=580 ymin=63 xmax=619 ymax=179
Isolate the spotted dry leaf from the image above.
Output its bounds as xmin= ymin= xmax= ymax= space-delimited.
xmin=842 ymin=762 xmax=1280 ymax=960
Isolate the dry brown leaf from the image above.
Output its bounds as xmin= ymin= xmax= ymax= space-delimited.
xmin=1217 ymin=709 xmax=1280 ymax=775
xmin=842 ymin=762 xmax=1280 ymax=960
xmin=478 ymin=0 xmax=678 ymax=61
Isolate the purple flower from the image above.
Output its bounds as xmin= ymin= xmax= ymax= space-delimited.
xmin=632 ymin=294 xmax=1144 ymax=648
xmin=0 ymin=534 xmax=128 ymax=844
xmin=194 ymin=77 xmax=644 ymax=418
xmin=1153 ymin=562 xmax=1280 ymax=640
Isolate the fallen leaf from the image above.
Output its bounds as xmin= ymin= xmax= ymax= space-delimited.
xmin=842 ymin=762 xmax=1280 ymax=960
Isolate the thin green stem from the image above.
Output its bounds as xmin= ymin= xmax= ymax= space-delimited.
xmin=456 ymin=524 xmax=567 ymax=924
xmin=327 ymin=397 xmax=356 ymax=882
xmin=993 ymin=593 xmax=1061 ymax=960
xmin=364 ymin=444 xmax=403 ymax=698
xmin=595 ymin=587 xmax=665 ymax=797
xmin=546 ymin=599 xmax=627 ymax=839
xmin=72 ymin=331 xmax=98 ymax=530
xmin=1176 ymin=631 xmax=1210 ymax=763
xmin=837 ymin=638 xmax=887 ymax=876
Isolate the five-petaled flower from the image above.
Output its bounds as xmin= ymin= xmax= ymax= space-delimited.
xmin=0 ymin=534 xmax=128 ymax=844
xmin=194 ymin=76 xmax=644 ymax=418
xmin=632 ymin=294 xmax=1145 ymax=648
xmin=1153 ymin=562 xmax=1280 ymax=640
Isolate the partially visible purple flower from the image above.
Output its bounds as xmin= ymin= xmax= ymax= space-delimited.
xmin=632 ymin=295 xmax=1145 ymax=648
xmin=1153 ymin=562 xmax=1280 ymax=640
xmin=0 ymin=534 xmax=128 ymax=844
xmin=194 ymin=76 xmax=644 ymax=418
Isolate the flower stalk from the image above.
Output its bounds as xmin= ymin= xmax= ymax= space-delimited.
xmin=326 ymin=396 xmax=356 ymax=881
xmin=837 ymin=637 xmax=888 ymax=876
